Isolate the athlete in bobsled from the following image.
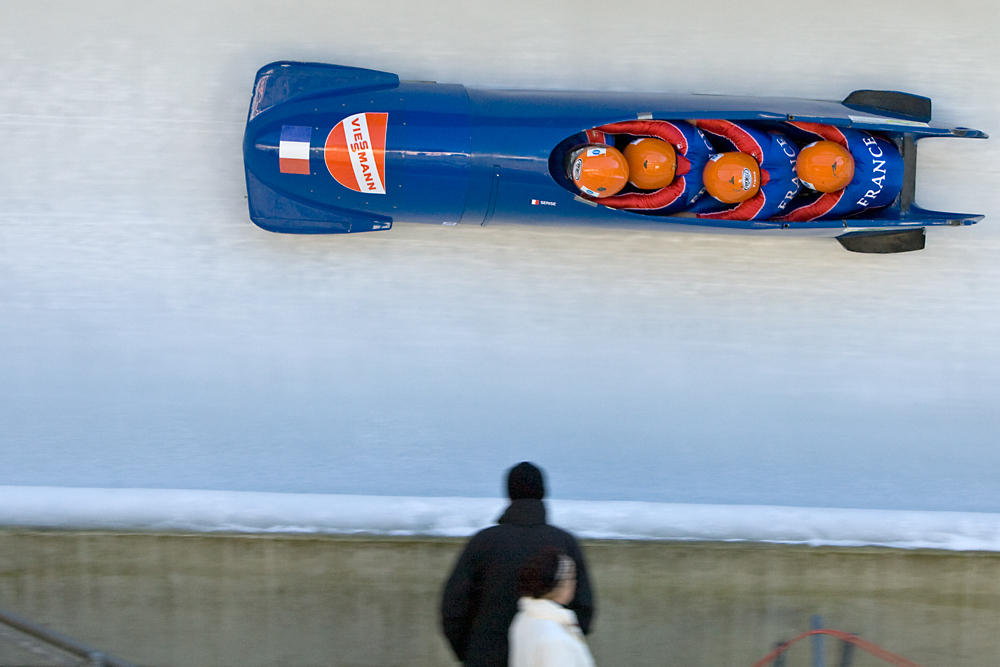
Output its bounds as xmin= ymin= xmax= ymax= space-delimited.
xmin=565 ymin=121 xmax=712 ymax=214
xmin=687 ymin=120 xmax=801 ymax=221
xmin=774 ymin=122 xmax=904 ymax=222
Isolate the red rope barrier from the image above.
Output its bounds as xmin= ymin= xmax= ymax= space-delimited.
xmin=750 ymin=629 xmax=925 ymax=667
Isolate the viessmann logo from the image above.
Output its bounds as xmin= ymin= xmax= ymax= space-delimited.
xmin=324 ymin=112 xmax=388 ymax=194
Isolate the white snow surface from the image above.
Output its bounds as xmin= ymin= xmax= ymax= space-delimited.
xmin=3 ymin=486 xmax=1000 ymax=551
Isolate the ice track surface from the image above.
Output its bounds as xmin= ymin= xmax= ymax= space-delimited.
xmin=1 ymin=1 xmax=999 ymax=521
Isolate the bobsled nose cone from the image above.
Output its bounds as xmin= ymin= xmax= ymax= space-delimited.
xmin=244 ymin=128 xmax=280 ymax=177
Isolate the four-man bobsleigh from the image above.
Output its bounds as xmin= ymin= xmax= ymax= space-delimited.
xmin=242 ymin=61 xmax=987 ymax=253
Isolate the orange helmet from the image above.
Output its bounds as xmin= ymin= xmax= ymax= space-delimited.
xmin=568 ymin=145 xmax=629 ymax=198
xmin=624 ymin=137 xmax=677 ymax=190
xmin=703 ymin=152 xmax=760 ymax=204
xmin=797 ymin=141 xmax=855 ymax=192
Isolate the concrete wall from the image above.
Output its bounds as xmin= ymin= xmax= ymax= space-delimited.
xmin=1 ymin=531 xmax=999 ymax=667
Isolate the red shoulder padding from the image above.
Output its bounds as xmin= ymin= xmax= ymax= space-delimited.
xmin=594 ymin=120 xmax=688 ymax=154
xmin=787 ymin=121 xmax=849 ymax=149
xmin=676 ymin=155 xmax=691 ymax=177
xmin=697 ymin=191 xmax=767 ymax=221
xmin=696 ymin=120 xmax=765 ymax=162
xmin=596 ymin=177 xmax=687 ymax=210
xmin=773 ymin=190 xmax=844 ymax=222
xmin=584 ymin=129 xmax=610 ymax=145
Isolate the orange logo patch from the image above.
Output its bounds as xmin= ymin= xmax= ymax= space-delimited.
xmin=325 ymin=113 xmax=388 ymax=194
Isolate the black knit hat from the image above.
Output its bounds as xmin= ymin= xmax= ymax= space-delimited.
xmin=507 ymin=462 xmax=546 ymax=500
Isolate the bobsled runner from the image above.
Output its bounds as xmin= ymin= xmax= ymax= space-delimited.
xmin=242 ymin=61 xmax=987 ymax=253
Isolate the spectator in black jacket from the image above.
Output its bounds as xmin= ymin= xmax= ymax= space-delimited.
xmin=440 ymin=462 xmax=595 ymax=667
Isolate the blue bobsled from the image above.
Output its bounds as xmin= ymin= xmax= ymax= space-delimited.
xmin=243 ymin=61 xmax=987 ymax=253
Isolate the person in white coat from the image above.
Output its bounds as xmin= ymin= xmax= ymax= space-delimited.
xmin=509 ymin=548 xmax=595 ymax=667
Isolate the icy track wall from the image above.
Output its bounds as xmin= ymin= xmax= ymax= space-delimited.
xmin=6 ymin=487 xmax=1000 ymax=550
xmin=3 ymin=531 xmax=1000 ymax=667
xmin=2 ymin=1 xmax=1000 ymax=514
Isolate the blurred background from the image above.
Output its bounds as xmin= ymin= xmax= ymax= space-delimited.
xmin=1 ymin=0 xmax=998 ymax=512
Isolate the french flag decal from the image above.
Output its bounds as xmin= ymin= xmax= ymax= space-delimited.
xmin=279 ymin=125 xmax=312 ymax=175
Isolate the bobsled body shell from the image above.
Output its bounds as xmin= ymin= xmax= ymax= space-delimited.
xmin=244 ymin=64 xmax=471 ymax=232
xmin=243 ymin=62 xmax=986 ymax=237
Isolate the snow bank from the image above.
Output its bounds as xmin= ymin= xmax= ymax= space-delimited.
xmin=2 ymin=486 xmax=1000 ymax=551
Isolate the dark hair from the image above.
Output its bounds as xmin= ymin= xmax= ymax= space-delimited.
xmin=507 ymin=462 xmax=546 ymax=500
xmin=517 ymin=547 xmax=569 ymax=599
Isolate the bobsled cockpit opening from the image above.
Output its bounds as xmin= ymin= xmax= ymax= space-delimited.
xmin=549 ymin=119 xmax=714 ymax=217
xmin=551 ymin=119 xmax=909 ymax=224
xmin=548 ymin=134 xmax=588 ymax=195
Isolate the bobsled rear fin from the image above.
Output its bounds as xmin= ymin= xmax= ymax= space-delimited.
xmin=843 ymin=90 xmax=932 ymax=123
xmin=837 ymin=228 xmax=926 ymax=253
xmin=248 ymin=61 xmax=399 ymax=122
xmin=246 ymin=170 xmax=392 ymax=234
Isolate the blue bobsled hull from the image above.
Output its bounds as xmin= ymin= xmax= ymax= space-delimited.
xmin=243 ymin=61 xmax=987 ymax=251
